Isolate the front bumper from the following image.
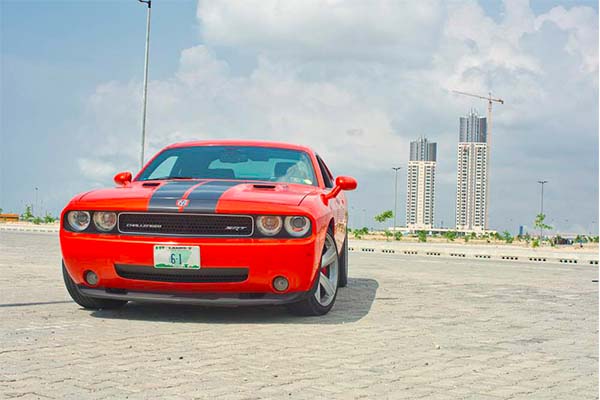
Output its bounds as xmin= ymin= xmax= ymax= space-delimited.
xmin=77 ymin=286 xmax=309 ymax=306
xmin=60 ymin=231 xmax=322 ymax=295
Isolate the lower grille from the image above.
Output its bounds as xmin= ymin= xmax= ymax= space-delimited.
xmin=118 ymin=213 xmax=254 ymax=237
xmin=115 ymin=264 xmax=248 ymax=283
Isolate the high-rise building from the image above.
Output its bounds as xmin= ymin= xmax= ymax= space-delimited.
xmin=406 ymin=137 xmax=436 ymax=230
xmin=456 ymin=108 xmax=488 ymax=231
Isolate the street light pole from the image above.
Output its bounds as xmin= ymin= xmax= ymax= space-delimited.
xmin=537 ymin=180 xmax=548 ymax=239
xmin=138 ymin=0 xmax=152 ymax=169
xmin=34 ymin=187 xmax=38 ymax=216
xmin=392 ymin=167 xmax=402 ymax=231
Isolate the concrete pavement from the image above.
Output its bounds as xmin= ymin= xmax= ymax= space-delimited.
xmin=1 ymin=231 xmax=597 ymax=399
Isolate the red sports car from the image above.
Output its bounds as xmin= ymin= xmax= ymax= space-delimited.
xmin=60 ymin=140 xmax=357 ymax=315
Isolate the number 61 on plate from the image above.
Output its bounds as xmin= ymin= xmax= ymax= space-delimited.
xmin=153 ymin=245 xmax=201 ymax=269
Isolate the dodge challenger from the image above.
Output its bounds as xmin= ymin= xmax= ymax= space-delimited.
xmin=60 ymin=140 xmax=357 ymax=316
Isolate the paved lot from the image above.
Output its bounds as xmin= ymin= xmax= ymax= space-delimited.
xmin=1 ymin=231 xmax=597 ymax=399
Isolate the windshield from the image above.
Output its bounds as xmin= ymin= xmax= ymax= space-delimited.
xmin=137 ymin=146 xmax=318 ymax=186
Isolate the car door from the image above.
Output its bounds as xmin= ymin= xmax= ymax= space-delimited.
xmin=315 ymin=155 xmax=347 ymax=250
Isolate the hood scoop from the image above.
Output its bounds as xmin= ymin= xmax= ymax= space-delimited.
xmin=252 ymin=184 xmax=277 ymax=189
xmin=142 ymin=182 xmax=161 ymax=187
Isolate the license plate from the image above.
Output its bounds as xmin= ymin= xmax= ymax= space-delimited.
xmin=154 ymin=245 xmax=200 ymax=269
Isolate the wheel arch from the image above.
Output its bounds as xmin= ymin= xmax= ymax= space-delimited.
xmin=327 ymin=218 xmax=335 ymax=234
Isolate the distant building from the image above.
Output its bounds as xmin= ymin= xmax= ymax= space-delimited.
xmin=0 ymin=214 xmax=19 ymax=223
xmin=406 ymin=137 xmax=436 ymax=230
xmin=456 ymin=108 xmax=488 ymax=231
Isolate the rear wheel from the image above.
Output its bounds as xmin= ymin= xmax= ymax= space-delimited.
xmin=62 ymin=263 xmax=127 ymax=310
xmin=287 ymin=231 xmax=339 ymax=316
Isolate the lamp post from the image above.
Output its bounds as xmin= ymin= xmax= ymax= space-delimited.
xmin=392 ymin=167 xmax=402 ymax=231
xmin=34 ymin=187 xmax=38 ymax=216
xmin=361 ymin=208 xmax=366 ymax=229
xmin=537 ymin=180 xmax=548 ymax=239
xmin=138 ymin=0 xmax=152 ymax=169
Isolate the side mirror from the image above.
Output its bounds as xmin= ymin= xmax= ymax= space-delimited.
xmin=322 ymin=175 xmax=358 ymax=204
xmin=335 ymin=176 xmax=358 ymax=191
xmin=114 ymin=171 xmax=132 ymax=187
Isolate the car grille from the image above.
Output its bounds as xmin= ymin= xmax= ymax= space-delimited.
xmin=118 ymin=213 xmax=254 ymax=237
xmin=115 ymin=264 xmax=249 ymax=283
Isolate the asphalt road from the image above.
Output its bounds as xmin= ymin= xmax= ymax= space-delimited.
xmin=1 ymin=231 xmax=598 ymax=399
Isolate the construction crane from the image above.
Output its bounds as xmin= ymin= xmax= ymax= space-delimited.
xmin=453 ymin=90 xmax=504 ymax=122
xmin=453 ymin=90 xmax=504 ymax=231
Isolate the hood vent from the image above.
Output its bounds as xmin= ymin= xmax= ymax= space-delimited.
xmin=253 ymin=184 xmax=277 ymax=189
xmin=142 ymin=182 xmax=161 ymax=187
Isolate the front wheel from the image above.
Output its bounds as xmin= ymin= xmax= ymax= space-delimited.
xmin=62 ymin=263 xmax=127 ymax=310
xmin=287 ymin=231 xmax=339 ymax=316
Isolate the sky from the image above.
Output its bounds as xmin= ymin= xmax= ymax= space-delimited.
xmin=1 ymin=0 xmax=598 ymax=234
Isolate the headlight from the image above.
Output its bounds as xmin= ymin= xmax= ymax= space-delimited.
xmin=256 ymin=216 xmax=282 ymax=236
xmin=284 ymin=216 xmax=310 ymax=237
xmin=67 ymin=211 xmax=91 ymax=232
xmin=93 ymin=212 xmax=117 ymax=232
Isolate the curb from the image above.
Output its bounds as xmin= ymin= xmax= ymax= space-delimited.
xmin=348 ymin=245 xmax=599 ymax=266
xmin=0 ymin=226 xmax=59 ymax=233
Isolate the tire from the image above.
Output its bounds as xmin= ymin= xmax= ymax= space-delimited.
xmin=339 ymin=232 xmax=349 ymax=288
xmin=287 ymin=231 xmax=340 ymax=316
xmin=62 ymin=263 xmax=127 ymax=310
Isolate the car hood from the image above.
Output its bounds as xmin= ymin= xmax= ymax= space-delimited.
xmin=72 ymin=180 xmax=318 ymax=213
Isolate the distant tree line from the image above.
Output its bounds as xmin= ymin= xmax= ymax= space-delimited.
xmin=18 ymin=204 xmax=57 ymax=224
xmin=346 ymin=209 xmax=599 ymax=246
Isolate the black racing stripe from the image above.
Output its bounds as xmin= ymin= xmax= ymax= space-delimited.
xmin=183 ymin=181 xmax=241 ymax=213
xmin=147 ymin=181 xmax=201 ymax=211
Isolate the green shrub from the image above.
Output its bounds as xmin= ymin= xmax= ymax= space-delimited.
xmin=502 ymin=231 xmax=513 ymax=244
xmin=575 ymin=235 xmax=588 ymax=244
xmin=443 ymin=231 xmax=457 ymax=242
xmin=374 ymin=210 xmax=393 ymax=224
xmin=21 ymin=205 xmax=34 ymax=221
xmin=353 ymin=227 xmax=369 ymax=240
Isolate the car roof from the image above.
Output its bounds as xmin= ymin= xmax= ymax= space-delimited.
xmin=166 ymin=140 xmax=315 ymax=154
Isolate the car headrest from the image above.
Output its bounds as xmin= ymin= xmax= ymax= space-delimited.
xmin=274 ymin=162 xmax=296 ymax=177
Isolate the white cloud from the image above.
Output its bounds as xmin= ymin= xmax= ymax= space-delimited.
xmin=535 ymin=5 xmax=599 ymax=74
xmin=198 ymin=0 xmax=445 ymax=65
xmin=84 ymin=44 xmax=408 ymax=172
xmin=77 ymin=158 xmax=116 ymax=182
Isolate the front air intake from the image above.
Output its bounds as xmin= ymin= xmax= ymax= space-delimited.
xmin=115 ymin=264 xmax=249 ymax=283
xmin=117 ymin=213 xmax=254 ymax=237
